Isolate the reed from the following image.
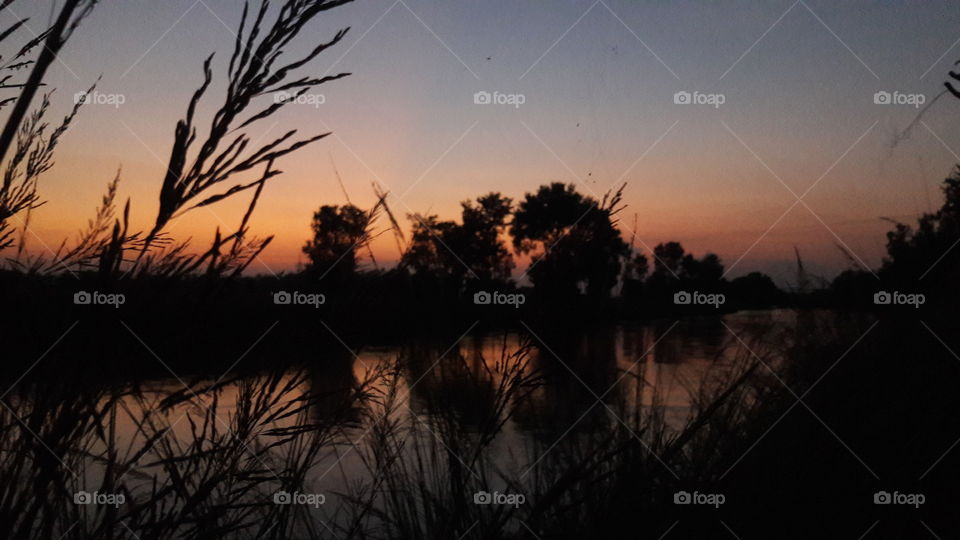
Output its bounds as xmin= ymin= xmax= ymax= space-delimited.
xmin=1 ymin=317 xmax=827 ymax=539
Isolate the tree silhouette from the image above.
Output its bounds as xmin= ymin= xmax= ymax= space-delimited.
xmin=731 ymin=271 xmax=782 ymax=308
xmin=453 ymin=193 xmax=514 ymax=281
xmin=681 ymin=252 xmax=724 ymax=282
xmin=511 ymin=183 xmax=628 ymax=298
xmin=881 ymin=169 xmax=960 ymax=292
xmin=620 ymin=250 xmax=649 ymax=305
xmin=636 ymin=240 xmax=731 ymax=311
xmin=648 ymin=242 xmax=724 ymax=282
xmin=652 ymin=241 xmax=685 ymax=278
xmin=401 ymin=193 xmax=513 ymax=286
xmin=829 ymin=268 xmax=875 ymax=306
xmin=401 ymin=214 xmax=457 ymax=278
xmin=303 ymin=204 xmax=370 ymax=279
xmin=624 ymin=252 xmax=649 ymax=282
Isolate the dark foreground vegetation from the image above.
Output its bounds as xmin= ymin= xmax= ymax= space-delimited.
xmin=1 ymin=269 xmax=959 ymax=539
xmin=0 ymin=171 xmax=956 ymax=538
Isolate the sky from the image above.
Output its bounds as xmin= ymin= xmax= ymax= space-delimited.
xmin=4 ymin=0 xmax=960 ymax=284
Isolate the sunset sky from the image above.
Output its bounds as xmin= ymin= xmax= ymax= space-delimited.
xmin=5 ymin=0 xmax=960 ymax=284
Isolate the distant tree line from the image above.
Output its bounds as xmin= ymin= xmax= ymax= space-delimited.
xmin=302 ymin=181 xmax=785 ymax=310
xmin=304 ymin=160 xmax=960 ymax=313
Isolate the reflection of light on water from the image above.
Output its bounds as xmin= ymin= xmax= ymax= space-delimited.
xmin=69 ymin=310 xmax=794 ymax=529
xmin=315 ymin=310 xmax=792 ymax=489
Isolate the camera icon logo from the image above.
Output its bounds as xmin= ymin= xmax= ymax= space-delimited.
xmin=274 ymin=490 xmax=291 ymax=505
xmin=673 ymin=291 xmax=691 ymax=305
xmin=673 ymin=491 xmax=691 ymax=504
xmin=273 ymin=291 xmax=292 ymax=305
xmin=473 ymin=491 xmax=491 ymax=504
xmin=474 ymin=91 xmax=491 ymax=105
xmin=73 ymin=91 xmax=89 ymax=105
xmin=873 ymin=491 xmax=891 ymax=504
xmin=873 ymin=91 xmax=891 ymax=105
xmin=873 ymin=291 xmax=891 ymax=305
xmin=74 ymin=491 xmax=92 ymax=505
xmin=474 ymin=291 xmax=492 ymax=305
xmin=673 ymin=91 xmax=691 ymax=105
xmin=74 ymin=291 xmax=92 ymax=305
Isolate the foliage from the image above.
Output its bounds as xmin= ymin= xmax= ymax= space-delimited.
xmin=881 ymin=169 xmax=960 ymax=290
xmin=511 ymin=182 xmax=628 ymax=298
xmin=303 ymin=204 xmax=371 ymax=279
xmin=401 ymin=192 xmax=514 ymax=286
xmin=651 ymin=241 xmax=685 ymax=279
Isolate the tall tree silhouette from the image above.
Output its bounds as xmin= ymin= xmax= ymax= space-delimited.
xmin=401 ymin=193 xmax=513 ymax=286
xmin=452 ymin=192 xmax=513 ymax=281
xmin=511 ymin=183 xmax=628 ymax=298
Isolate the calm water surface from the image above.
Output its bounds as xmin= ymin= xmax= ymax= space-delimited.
xmin=89 ymin=310 xmax=797 ymax=516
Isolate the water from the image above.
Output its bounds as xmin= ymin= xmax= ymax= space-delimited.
xmin=3 ymin=310 xmax=798 ymax=537
xmin=311 ymin=310 xmax=793 ymax=484
xmin=192 ymin=317 xmax=776 ymax=489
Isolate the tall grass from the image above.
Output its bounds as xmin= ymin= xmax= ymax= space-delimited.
xmin=1 ymin=0 xmax=354 ymax=279
xmin=0 ymin=364 xmax=382 ymax=539
xmin=322 ymin=324 xmax=781 ymax=539
xmin=0 ymin=316 xmax=816 ymax=539
xmin=0 ymin=0 xmax=98 ymax=252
